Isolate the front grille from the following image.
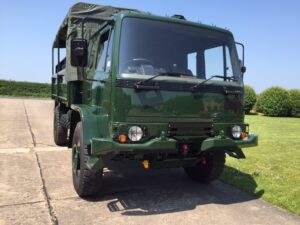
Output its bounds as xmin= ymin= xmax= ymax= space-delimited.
xmin=167 ymin=122 xmax=212 ymax=137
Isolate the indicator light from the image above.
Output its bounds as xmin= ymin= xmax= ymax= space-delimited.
xmin=143 ymin=160 xmax=150 ymax=169
xmin=119 ymin=134 xmax=127 ymax=143
xmin=241 ymin=132 xmax=247 ymax=139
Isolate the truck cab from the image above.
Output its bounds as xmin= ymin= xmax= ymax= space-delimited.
xmin=52 ymin=3 xmax=257 ymax=197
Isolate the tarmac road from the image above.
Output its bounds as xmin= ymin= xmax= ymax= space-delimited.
xmin=0 ymin=97 xmax=299 ymax=225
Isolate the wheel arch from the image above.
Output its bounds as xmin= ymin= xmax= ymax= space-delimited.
xmin=69 ymin=104 xmax=108 ymax=148
xmin=68 ymin=108 xmax=81 ymax=148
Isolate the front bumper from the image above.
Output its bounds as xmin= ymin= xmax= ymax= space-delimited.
xmin=87 ymin=134 xmax=258 ymax=169
xmin=201 ymin=134 xmax=258 ymax=151
xmin=90 ymin=134 xmax=258 ymax=156
xmin=91 ymin=136 xmax=177 ymax=156
xmin=201 ymin=134 xmax=258 ymax=158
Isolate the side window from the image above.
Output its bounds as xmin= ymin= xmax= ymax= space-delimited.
xmin=204 ymin=46 xmax=223 ymax=77
xmin=105 ymin=30 xmax=114 ymax=72
xmin=96 ymin=31 xmax=109 ymax=72
xmin=87 ymin=38 xmax=98 ymax=69
xmin=187 ymin=52 xmax=197 ymax=76
xmin=225 ymin=46 xmax=233 ymax=77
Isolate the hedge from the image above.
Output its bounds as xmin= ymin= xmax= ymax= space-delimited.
xmin=256 ymin=87 xmax=291 ymax=117
xmin=289 ymin=89 xmax=300 ymax=117
xmin=0 ymin=80 xmax=51 ymax=98
xmin=244 ymin=85 xmax=257 ymax=114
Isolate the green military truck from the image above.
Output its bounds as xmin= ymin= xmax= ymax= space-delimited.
xmin=52 ymin=2 xmax=258 ymax=197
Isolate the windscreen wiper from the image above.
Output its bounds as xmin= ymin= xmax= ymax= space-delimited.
xmin=134 ymin=74 xmax=164 ymax=88
xmin=190 ymin=75 xmax=237 ymax=92
xmin=134 ymin=72 xmax=184 ymax=89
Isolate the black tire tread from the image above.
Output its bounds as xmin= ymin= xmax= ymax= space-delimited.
xmin=72 ymin=122 xmax=103 ymax=197
xmin=184 ymin=150 xmax=225 ymax=183
xmin=53 ymin=105 xmax=68 ymax=146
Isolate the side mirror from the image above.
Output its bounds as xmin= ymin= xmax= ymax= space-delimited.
xmin=71 ymin=39 xmax=87 ymax=67
xmin=239 ymin=59 xmax=246 ymax=74
xmin=241 ymin=66 xmax=246 ymax=74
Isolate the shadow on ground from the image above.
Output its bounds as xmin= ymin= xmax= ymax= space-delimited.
xmin=221 ymin=165 xmax=265 ymax=198
xmin=83 ymin=161 xmax=264 ymax=216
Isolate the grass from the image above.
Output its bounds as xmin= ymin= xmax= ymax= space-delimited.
xmin=221 ymin=115 xmax=300 ymax=215
xmin=0 ymin=80 xmax=51 ymax=98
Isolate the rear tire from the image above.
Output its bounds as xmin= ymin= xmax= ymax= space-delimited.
xmin=184 ymin=150 xmax=225 ymax=183
xmin=72 ymin=122 xmax=103 ymax=197
xmin=53 ymin=105 xmax=68 ymax=146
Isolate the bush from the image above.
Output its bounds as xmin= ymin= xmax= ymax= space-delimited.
xmin=244 ymin=85 xmax=257 ymax=114
xmin=256 ymin=87 xmax=291 ymax=117
xmin=289 ymin=89 xmax=300 ymax=117
xmin=0 ymin=80 xmax=51 ymax=98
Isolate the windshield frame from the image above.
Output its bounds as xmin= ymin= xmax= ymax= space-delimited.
xmin=117 ymin=14 xmax=242 ymax=85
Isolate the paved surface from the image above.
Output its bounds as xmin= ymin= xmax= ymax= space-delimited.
xmin=0 ymin=97 xmax=299 ymax=225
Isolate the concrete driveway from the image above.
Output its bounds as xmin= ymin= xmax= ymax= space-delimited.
xmin=0 ymin=97 xmax=299 ymax=225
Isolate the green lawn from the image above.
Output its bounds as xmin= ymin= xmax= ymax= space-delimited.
xmin=221 ymin=115 xmax=300 ymax=215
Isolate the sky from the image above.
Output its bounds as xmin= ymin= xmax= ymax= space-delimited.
xmin=0 ymin=0 xmax=299 ymax=93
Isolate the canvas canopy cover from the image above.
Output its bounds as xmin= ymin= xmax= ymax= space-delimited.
xmin=53 ymin=2 xmax=139 ymax=81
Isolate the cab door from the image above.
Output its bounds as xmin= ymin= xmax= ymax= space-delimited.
xmin=86 ymin=26 xmax=114 ymax=111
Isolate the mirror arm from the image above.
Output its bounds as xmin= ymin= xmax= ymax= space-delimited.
xmin=235 ymin=42 xmax=245 ymax=66
xmin=236 ymin=42 xmax=246 ymax=75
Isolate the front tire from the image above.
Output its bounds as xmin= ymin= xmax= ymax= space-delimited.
xmin=72 ymin=122 xmax=103 ymax=197
xmin=184 ymin=150 xmax=225 ymax=183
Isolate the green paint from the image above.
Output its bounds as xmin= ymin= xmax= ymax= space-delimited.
xmin=52 ymin=3 xmax=258 ymax=170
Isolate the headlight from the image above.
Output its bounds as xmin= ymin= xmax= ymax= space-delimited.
xmin=232 ymin=125 xmax=242 ymax=139
xmin=128 ymin=126 xmax=143 ymax=142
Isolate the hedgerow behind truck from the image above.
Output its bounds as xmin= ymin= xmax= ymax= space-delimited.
xmin=52 ymin=2 xmax=258 ymax=197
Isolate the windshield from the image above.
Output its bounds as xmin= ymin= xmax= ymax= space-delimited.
xmin=119 ymin=17 xmax=241 ymax=82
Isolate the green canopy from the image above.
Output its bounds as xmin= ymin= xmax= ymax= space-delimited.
xmin=52 ymin=2 xmax=139 ymax=81
xmin=53 ymin=2 xmax=139 ymax=48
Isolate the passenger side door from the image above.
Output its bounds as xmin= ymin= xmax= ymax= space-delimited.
xmin=90 ymin=27 xmax=114 ymax=108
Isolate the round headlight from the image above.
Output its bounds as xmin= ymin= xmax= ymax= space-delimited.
xmin=232 ymin=125 xmax=242 ymax=139
xmin=128 ymin=126 xmax=143 ymax=142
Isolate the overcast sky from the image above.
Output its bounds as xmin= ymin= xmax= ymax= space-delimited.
xmin=0 ymin=0 xmax=299 ymax=93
